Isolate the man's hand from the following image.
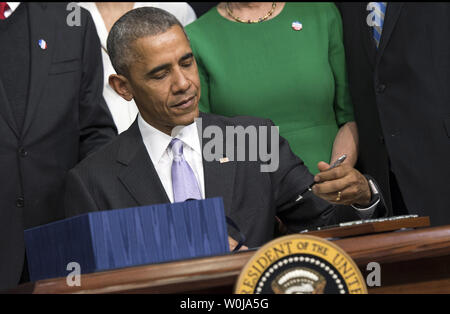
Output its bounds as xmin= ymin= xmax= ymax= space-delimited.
xmin=228 ymin=236 xmax=248 ymax=252
xmin=311 ymin=161 xmax=372 ymax=206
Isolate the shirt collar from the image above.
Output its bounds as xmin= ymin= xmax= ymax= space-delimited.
xmin=176 ymin=119 xmax=202 ymax=156
xmin=138 ymin=114 xmax=202 ymax=164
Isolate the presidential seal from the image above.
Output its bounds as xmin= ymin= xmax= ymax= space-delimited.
xmin=234 ymin=235 xmax=367 ymax=294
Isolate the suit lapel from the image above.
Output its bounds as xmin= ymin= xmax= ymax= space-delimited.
xmin=116 ymin=114 xmax=237 ymax=211
xmin=117 ymin=121 xmax=170 ymax=206
xmin=375 ymin=2 xmax=404 ymax=66
xmin=0 ymin=79 xmax=20 ymax=137
xmin=198 ymin=113 xmax=236 ymax=213
xmin=21 ymin=3 xmax=55 ymax=139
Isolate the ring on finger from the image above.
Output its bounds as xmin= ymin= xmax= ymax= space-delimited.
xmin=336 ymin=191 xmax=342 ymax=201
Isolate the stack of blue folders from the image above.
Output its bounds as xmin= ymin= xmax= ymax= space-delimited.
xmin=24 ymin=197 xmax=229 ymax=282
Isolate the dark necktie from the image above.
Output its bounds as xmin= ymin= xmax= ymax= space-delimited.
xmin=0 ymin=2 xmax=10 ymax=20
xmin=368 ymin=2 xmax=387 ymax=48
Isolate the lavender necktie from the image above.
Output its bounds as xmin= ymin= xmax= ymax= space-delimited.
xmin=170 ymin=138 xmax=202 ymax=203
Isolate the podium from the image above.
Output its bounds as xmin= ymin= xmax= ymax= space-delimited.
xmin=9 ymin=217 xmax=450 ymax=294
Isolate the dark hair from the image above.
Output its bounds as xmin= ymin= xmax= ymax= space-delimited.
xmin=107 ymin=7 xmax=185 ymax=77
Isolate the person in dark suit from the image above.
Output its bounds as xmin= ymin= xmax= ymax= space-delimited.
xmin=0 ymin=2 xmax=116 ymax=290
xmin=337 ymin=3 xmax=450 ymax=226
xmin=64 ymin=7 xmax=386 ymax=250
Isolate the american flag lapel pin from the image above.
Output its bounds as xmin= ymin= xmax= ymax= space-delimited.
xmin=219 ymin=157 xmax=229 ymax=164
xmin=292 ymin=21 xmax=303 ymax=31
xmin=38 ymin=39 xmax=47 ymax=50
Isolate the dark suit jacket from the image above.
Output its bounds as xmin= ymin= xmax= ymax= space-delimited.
xmin=64 ymin=113 xmax=386 ymax=250
xmin=337 ymin=3 xmax=450 ymax=225
xmin=0 ymin=3 xmax=116 ymax=289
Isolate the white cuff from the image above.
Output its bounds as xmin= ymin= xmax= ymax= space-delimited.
xmin=352 ymin=196 xmax=380 ymax=219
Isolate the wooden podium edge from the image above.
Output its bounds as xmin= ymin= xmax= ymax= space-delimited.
xmin=12 ymin=224 xmax=450 ymax=294
xmin=303 ymin=216 xmax=430 ymax=238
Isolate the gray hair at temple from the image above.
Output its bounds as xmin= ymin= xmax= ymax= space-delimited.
xmin=107 ymin=7 xmax=187 ymax=77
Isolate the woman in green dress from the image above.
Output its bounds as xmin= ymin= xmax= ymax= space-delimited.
xmin=186 ymin=2 xmax=358 ymax=174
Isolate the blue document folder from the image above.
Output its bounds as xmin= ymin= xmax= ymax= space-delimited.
xmin=24 ymin=198 xmax=229 ymax=282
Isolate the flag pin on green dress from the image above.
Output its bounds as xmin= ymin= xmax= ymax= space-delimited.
xmin=292 ymin=21 xmax=303 ymax=31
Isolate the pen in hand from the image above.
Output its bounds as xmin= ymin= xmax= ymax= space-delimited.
xmin=311 ymin=154 xmax=347 ymax=187
xmin=296 ymin=154 xmax=347 ymax=200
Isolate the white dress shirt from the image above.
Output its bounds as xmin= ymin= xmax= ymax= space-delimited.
xmin=3 ymin=2 xmax=20 ymax=18
xmin=78 ymin=2 xmax=197 ymax=134
xmin=138 ymin=115 xmax=205 ymax=203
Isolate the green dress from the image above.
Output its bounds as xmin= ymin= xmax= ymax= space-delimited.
xmin=186 ymin=2 xmax=354 ymax=174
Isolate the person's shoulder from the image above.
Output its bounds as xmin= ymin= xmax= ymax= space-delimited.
xmin=283 ymin=2 xmax=340 ymax=29
xmin=287 ymin=2 xmax=339 ymax=17
xmin=33 ymin=2 xmax=95 ymax=32
xmin=185 ymin=5 xmax=219 ymax=33
xmin=37 ymin=2 xmax=92 ymax=19
xmin=76 ymin=2 xmax=97 ymax=16
xmin=70 ymin=129 xmax=128 ymax=174
xmin=317 ymin=2 xmax=341 ymax=20
xmin=286 ymin=2 xmax=335 ymax=11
